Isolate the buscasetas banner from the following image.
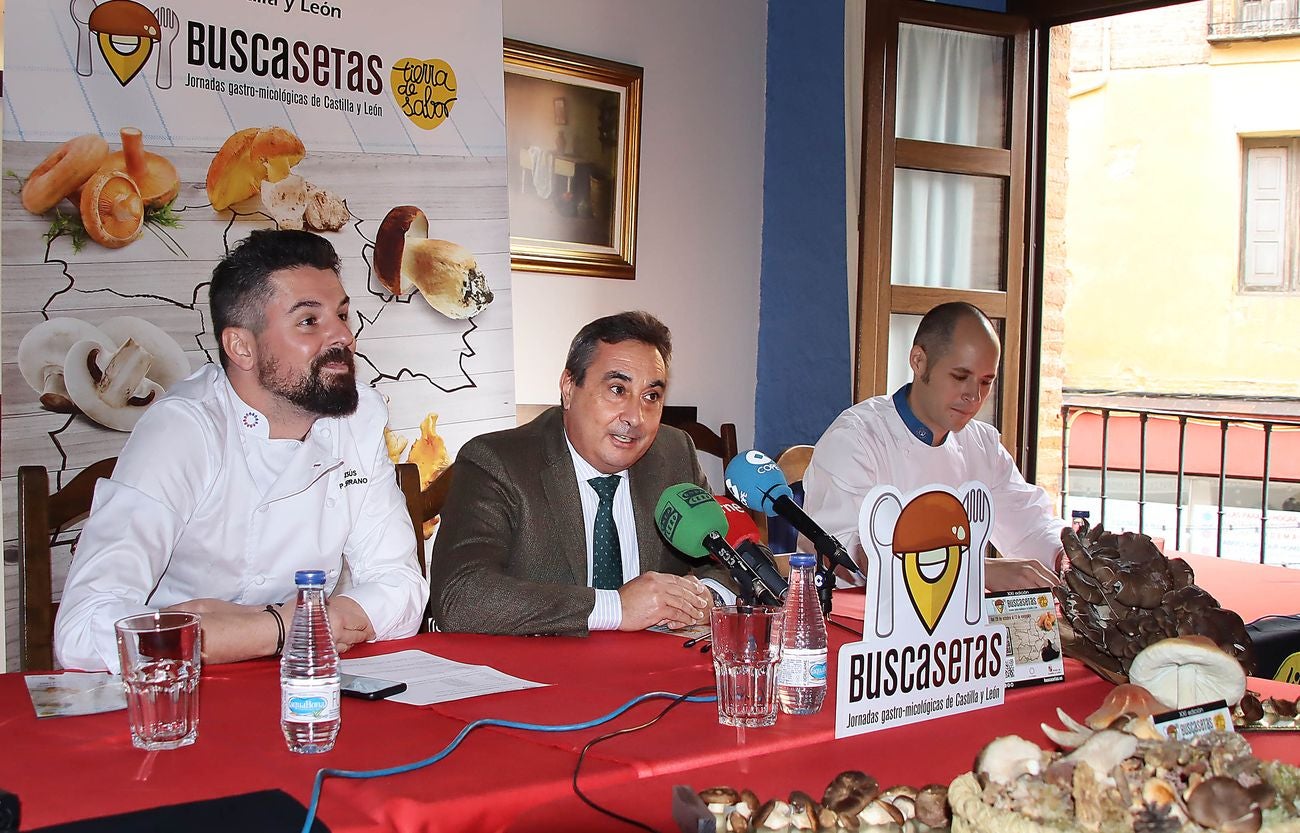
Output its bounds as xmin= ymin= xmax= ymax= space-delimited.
xmin=1 ymin=0 xmax=514 ymax=652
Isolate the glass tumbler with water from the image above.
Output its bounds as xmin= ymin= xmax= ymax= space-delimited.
xmin=114 ymin=611 xmax=202 ymax=750
xmin=708 ymin=605 xmax=784 ymax=728
xmin=281 ymin=569 xmax=341 ymax=753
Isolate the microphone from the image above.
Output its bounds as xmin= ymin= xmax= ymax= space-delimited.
xmin=724 ymin=450 xmax=865 ymax=580
xmin=714 ymin=496 xmax=789 ymax=604
xmin=654 ymin=483 xmax=778 ymax=605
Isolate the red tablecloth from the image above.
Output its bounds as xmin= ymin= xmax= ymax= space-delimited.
xmin=4 ymin=625 xmax=1298 ymax=832
xmin=0 ymin=640 xmax=642 ymax=832
xmin=507 ymin=671 xmax=1300 ymax=833
xmin=1175 ymin=552 xmax=1300 ymax=621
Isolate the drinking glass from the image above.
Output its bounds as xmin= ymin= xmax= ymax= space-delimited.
xmin=709 ymin=605 xmax=784 ymax=728
xmin=114 ymin=612 xmax=202 ymax=750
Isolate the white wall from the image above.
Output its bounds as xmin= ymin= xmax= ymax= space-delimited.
xmin=503 ymin=0 xmax=768 ymax=487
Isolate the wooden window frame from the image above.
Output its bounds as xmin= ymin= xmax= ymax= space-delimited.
xmin=856 ymin=0 xmax=1032 ymax=458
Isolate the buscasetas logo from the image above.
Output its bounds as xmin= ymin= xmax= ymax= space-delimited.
xmin=74 ymin=0 xmax=180 ymax=88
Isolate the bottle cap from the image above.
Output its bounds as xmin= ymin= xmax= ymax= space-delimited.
xmin=294 ymin=569 xmax=327 ymax=586
xmin=789 ymin=553 xmax=816 ymax=568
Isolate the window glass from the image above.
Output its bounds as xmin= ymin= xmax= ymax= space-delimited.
xmin=896 ymin=23 xmax=1008 ymax=148
xmin=890 ymin=169 xmax=1004 ymax=290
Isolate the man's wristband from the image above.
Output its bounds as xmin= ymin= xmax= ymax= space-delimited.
xmin=265 ymin=605 xmax=285 ymax=657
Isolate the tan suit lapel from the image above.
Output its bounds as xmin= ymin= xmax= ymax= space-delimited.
xmin=539 ymin=408 xmax=588 ymax=585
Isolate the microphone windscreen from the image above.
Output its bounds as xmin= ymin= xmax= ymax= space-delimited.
xmin=714 ymin=495 xmax=762 ymax=546
xmin=655 ymin=483 xmax=728 ymax=558
xmin=724 ymin=450 xmax=794 ymax=516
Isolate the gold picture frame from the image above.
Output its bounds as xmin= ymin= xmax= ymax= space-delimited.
xmin=504 ymin=40 xmax=642 ymax=280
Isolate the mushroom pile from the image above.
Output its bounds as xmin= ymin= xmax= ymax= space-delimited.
xmin=1054 ymin=527 xmax=1256 ymax=684
xmin=18 ymin=317 xmax=189 ymax=431
xmin=696 ymin=772 xmax=950 ymax=832
xmin=1235 ymin=693 xmax=1300 ymax=732
xmin=952 ymin=725 xmax=1300 ymax=833
xmin=20 ymin=128 xmax=179 ymax=248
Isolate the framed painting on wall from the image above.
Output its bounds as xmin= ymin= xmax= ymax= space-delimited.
xmin=504 ymin=39 xmax=642 ymax=280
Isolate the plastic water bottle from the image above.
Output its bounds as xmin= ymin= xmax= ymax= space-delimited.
xmin=281 ymin=569 xmax=341 ymax=753
xmin=777 ymin=553 xmax=828 ymax=715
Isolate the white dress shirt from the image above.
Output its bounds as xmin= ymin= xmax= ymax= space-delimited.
xmin=54 ymin=364 xmax=429 ymax=672
xmin=566 ymin=436 xmax=735 ymax=630
xmin=566 ymin=438 xmax=639 ymax=630
xmin=802 ymin=386 xmax=1067 ymax=577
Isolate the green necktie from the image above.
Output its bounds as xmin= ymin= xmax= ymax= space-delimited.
xmin=588 ymin=475 xmax=624 ymax=590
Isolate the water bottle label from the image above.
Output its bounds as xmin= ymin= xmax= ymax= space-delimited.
xmin=282 ymin=679 xmax=340 ymax=723
xmin=778 ymin=648 xmax=828 ymax=687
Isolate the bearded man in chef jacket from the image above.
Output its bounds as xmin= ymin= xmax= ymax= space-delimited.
xmin=54 ymin=229 xmax=429 ymax=673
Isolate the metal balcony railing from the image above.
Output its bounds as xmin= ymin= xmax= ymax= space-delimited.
xmin=1060 ymin=403 xmax=1300 ymax=563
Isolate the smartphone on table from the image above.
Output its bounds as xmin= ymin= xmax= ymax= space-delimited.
xmin=339 ymin=673 xmax=407 ymax=700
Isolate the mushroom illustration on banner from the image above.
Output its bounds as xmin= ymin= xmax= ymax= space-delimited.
xmin=88 ymin=0 xmax=161 ymax=86
xmin=860 ymin=482 xmax=992 ymax=638
xmin=18 ymin=316 xmax=189 ymax=431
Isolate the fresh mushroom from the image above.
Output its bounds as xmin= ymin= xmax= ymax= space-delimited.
xmin=80 ymin=169 xmax=144 ymax=248
xmin=1061 ymin=729 xmax=1137 ymax=783
xmin=373 ymin=205 xmax=494 ymax=319
xmin=913 ymin=785 xmax=949 ymax=828
xmin=1084 ymin=683 xmax=1170 ymax=729
xmin=96 ymin=127 xmax=180 ymax=208
xmin=785 ymin=791 xmax=818 ymax=830
xmin=856 ymin=798 xmax=904 ymax=827
xmin=1185 ymin=776 xmax=1262 ymax=833
xmin=699 ymin=787 xmax=740 ymax=815
xmin=975 ymin=735 xmax=1044 ymax=786
xmin=754 ymin=799 xmax=792 ymax=831
xmin=17 ymin=318 xmax=114 ymax=413
xmin=1128 ymin=636 xmax=1248 ymax=709
xmin=63 ymin=337 xmax=165 ymax=431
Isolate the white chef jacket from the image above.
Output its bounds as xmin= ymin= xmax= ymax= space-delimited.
xmin=801 ymin=386 xmax=1067 ymax=577
xmin=54 ymin=364 xmax=428 ymax=672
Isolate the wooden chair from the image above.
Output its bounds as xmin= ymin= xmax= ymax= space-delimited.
xmin=395 ymin=462 xmax=456 ymax=576
xmin=396 ymin=462 xmax=455 ymax=633
xmin=662 ymin=411 xmax=739 ymax=467
xmin=777 ymin=444 xmax=815 ymax=485
xmin=18 ymin=458 xmax=117 ymax=671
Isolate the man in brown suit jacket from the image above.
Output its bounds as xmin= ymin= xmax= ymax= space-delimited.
xmin=430 ymin=312 xmax=729 ymax=635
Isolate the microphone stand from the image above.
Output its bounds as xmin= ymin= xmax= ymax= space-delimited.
xmin=727 ymin=567 xmax=782 ymax=607
xmin=813 ymin=557 xmax=835 ymax=619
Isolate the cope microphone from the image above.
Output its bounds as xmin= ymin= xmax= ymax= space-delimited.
xmin=724 ymin=450 xmax=865 ymax=580
xmin=714 ymin=496 xmax=789 ymax=605
xmin=654 ymin=483 xmax=779 ymax=606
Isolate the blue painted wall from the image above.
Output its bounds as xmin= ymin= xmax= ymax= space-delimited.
xmin=755 ymin=0 xmax=852 ymax=455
